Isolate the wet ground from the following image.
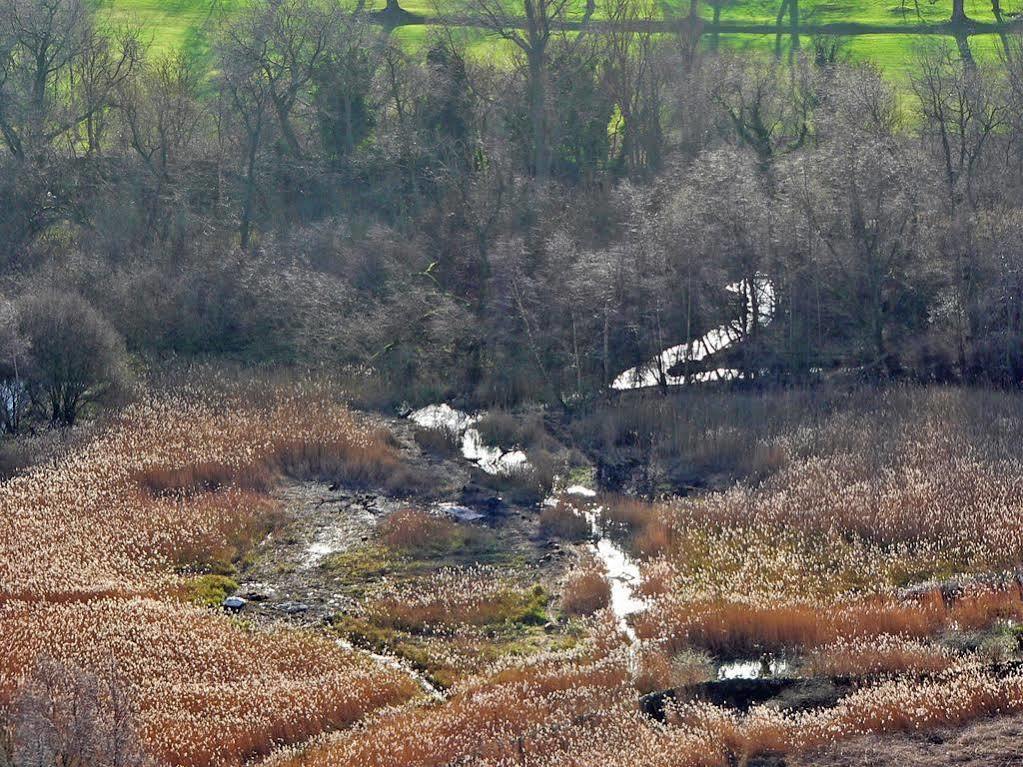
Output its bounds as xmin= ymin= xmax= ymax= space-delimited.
xmin=228 ymin=411 xmax=582 ymax=649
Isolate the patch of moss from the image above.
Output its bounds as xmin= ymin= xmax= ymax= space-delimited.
xmin=566 ymin=465 xmax=596 ymax=489
xmin=496 ymin=584 xmax=550 ymax=627
xmin=321 ymin=545 xmax=398 ymax=581
xmin=187 ymin=574 xmax=239 ymax=607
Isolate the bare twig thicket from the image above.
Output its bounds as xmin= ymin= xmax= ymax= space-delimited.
xmin=0 ymin=385 xmax=418 ymax=766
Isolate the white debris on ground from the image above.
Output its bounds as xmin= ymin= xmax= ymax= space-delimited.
xmin=302 ymin=502 xmax=377 ymax=567
xmin=435 ymin=502 xmax=485 ymax=522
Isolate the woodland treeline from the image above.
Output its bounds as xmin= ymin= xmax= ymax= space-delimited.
xmin=3 ymin=0 xmax=1023 ymax=413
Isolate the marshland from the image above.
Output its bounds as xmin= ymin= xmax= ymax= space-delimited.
xmin=5 ymin=0 xmax=1023 ymax=764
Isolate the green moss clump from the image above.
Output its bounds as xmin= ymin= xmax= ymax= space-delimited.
xmin=321 ymin=545 xmax=397 ymax=580
xmin=497 ymin=584 xmax=550 ymax=626
xmin=187 ymin=574 xmax=239 ymax=607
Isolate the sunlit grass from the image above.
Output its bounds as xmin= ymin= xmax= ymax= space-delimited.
xmin=101 ymin=0 xmax=1015 ymax=79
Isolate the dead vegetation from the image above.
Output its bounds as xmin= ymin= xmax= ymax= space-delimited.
xmin=0 ymin=385 xmax=420 ymax=766
xmin=561 ymin=559 xmax=612 ymax=617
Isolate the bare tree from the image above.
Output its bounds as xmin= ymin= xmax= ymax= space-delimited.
xmin=713 ymin=53 xmax=816 ymax=172
xmin=218 ymin=0 xmax=345 ymax=159
xmin=0 ymin=0 xmax=141 ymax=159
xmin=451 ymin=0 xmax=596 ymax=179
xmin=798 ymin=65 xmax=936 ymax=375
xmin=16 ymin=289 xmax=130 ymax=427
xmin=10 ymin=657 xmax=147 ymax=767
xmin=600 ymin=0 xmax=670 ymax=176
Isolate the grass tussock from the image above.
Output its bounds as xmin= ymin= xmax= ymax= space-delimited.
xmin=539 ymin=501 xmax=591 ymax=542
xmin=804 ymin=635 xmax=959 ymax=677
xmin=561 ymin=559 xmax=611 ymax=617
xmin=379 ymin=509 xmax=462 ymax=554
xmin=635 ymin=646 xmax=716 ymax=695
xmin=636 ymin=585 xmax=1023 ymax=657
xmin=475 ymin=409 xmax=548 ymax=451
xmin=364 ymin=567 xmax=550 ymax=632
xmin=413 ymin=424 xmax=460 ymax=457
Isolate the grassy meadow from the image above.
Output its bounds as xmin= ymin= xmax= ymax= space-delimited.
xmin=98 ymin=0 xmax=1018 ymax=77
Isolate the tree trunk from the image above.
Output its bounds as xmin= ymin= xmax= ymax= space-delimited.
xmin=528 ymin=50 xmax=548 ymax=180
xmin=240 ymin=129 xmax=261 ymax=251
xmin=953 ymin=30 xmax=975 ymax=67
xmin=774 ymin=0 xmax=790 ymax=58
xmin=951 ymin=0 xmax=969 ymax=24
xmin=273 ymin=98 xmax=303 ymax=156
xmin=790 ymin=0 xmax=800 ymax=53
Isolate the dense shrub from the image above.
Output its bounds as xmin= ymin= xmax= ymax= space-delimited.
xmin=14 ymin=290 xmax=130 ymax=427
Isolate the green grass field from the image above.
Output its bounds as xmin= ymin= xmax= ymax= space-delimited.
xmin=97 ymin=0 xmax=1018 ymax=73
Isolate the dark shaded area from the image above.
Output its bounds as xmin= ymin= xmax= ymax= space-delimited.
xmin=640 ymin=676 xmax=856 ymax=720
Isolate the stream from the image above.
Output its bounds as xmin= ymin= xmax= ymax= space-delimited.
xmin=409 ymin=403 xmax=789 ymax=681
xmin=613 ymin=276 xmax=776 ymax=390
xmin=409 ymin=405 xmax=648 ymax=648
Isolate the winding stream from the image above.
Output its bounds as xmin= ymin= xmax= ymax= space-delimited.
xmin=408 ymin=404 xmax=790 ymax=680
xmin=613 ymin=276 xmax=776 ymax=390
xmin=409 ymin=405 xmax=647 ymax=647
xmin=410 ymin=404 xmax=528 ymax=474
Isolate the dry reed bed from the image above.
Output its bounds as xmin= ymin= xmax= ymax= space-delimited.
xmin=0 ymin=385 xmax=417 ymax=766
xmin=0 ymin=598 xmax=419 ymax=766
xmin=620 ymin=390 xmax=1023 ymax=656
xmin=263 ymin=651 xmax=635 ymax=767
xmin=0 ymin=386 xmax=398 ymax=600
xmin=670 ymin=663 xmax=1023 ymax=760
xmin=260 ymin=389 xmax=1023 ymax=767
xmin=803 ymin=635 xmax=959 ymax=677
xmin=635 ymin=585 xmax=1023 ymax=657
xmin=263 ymin=653 xmax=1023 ymax=767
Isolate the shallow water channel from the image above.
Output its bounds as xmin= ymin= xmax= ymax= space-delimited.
xmin=410 ymin=403 xmax=789 ymax=681
xmin=410 ymin=405 xmax=647 ymax=644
